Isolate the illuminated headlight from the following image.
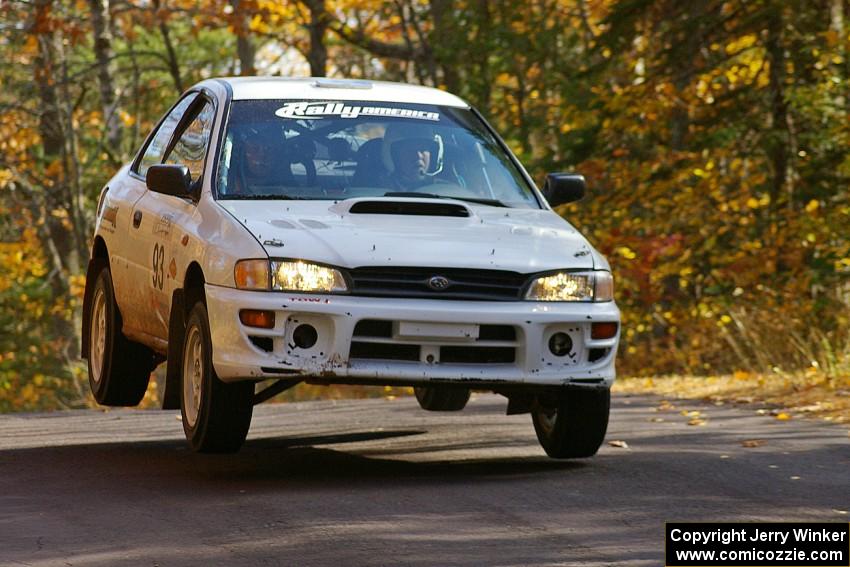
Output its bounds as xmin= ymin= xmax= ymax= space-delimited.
xmin=525 ymin=270 xmax=613 ymax=302
xmin=234 ymin=259 xmax=348 ymax=293
xmin=271 ymin=260 xmax=348 ymax=293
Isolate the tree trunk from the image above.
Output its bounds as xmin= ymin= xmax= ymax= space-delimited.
xmin=33 ymin=0 xmax=83 ymax=360
xmin=152 ymin=0 xmax=183 ymax=93
xmin=830 ymin=0 xmax=848 ymax=110
xmin=766 ymin=4 xmax=792 ymax=209
xmin=230 ymin=0 xmax=256 ymax=75
xmin=472 ymin=0 xmax=492 ymax=109
xmin=304 ymin=0 xmax=328 ymax=77
xmin=668 ymin=0 xmax=706 ymax=151
xmin=86 ymin=0 xmax=121 ymax=152
xmin=429 ymin=0 xmax=460 ymax=91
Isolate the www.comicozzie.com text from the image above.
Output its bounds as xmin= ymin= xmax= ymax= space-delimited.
xmin=670 ymin=527 xmax=848 ymax=546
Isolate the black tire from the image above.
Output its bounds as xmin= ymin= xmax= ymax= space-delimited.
xmin=86 ymin=263 xmax=155 ymax=406
xmin=531 ymin=388 xmax=610 ymax=459
xmin=414 ymin=386 xmax=471 ymax=411
xmin=180 ymin=301 xmax=254 ymax=453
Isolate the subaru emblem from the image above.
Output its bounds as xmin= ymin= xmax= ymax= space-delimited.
xmin=427 ymin=276 xmax=450 ymax=291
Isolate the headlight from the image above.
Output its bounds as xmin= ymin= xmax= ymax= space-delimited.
xmin=271 ymin=260 xmax=348 ymax=293
xmin=235 ymin=259 xmax=349 ymax=292
xmin=525 ymin=270 xmax=613 ymax=302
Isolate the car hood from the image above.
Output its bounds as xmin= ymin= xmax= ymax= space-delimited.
xmin=217 ymin=198 xmax=599 ymax=273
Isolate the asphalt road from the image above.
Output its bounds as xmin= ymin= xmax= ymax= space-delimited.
xmin=1 ymin=393 xmax=848 ymax=567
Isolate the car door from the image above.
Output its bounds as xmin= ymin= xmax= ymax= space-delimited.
xmin=114 ymin=93 xmax=200 ymax=340
xmin=131 ymin=96 xmax=217 ymax=340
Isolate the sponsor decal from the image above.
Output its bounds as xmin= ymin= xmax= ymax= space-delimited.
xmin=153 ymin=213 xmax=174 ymax=236
xmin=275 ymin=101 xmax=439 ymax=122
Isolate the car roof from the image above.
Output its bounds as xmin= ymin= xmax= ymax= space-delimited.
xmin=216 ymin=77 xmax=470 ymax=108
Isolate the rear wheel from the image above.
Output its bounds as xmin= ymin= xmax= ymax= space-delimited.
xmin=532 ymin=388 xmax=610 ymax=459
xmin=414 ymin=386 xmax=470 ymax=411
xmin=87 ymin=264 xmax=155 ymax=406
xmin=181 ymin=301 xmax=254 ymax=453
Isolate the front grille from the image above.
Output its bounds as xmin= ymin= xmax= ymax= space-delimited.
xmin=349 ymin=319 xmax=519 ymax=364
xmin=353 ymin=319 xmax=393 ymax=338
xmin=440 ymin=346 xmax=515 ymax=364
xmin=349 ymin=342 xmax=420 ymax=361
xmin=348 ymin=267 xmax=527 ymax=301
xmin=352 ymin=320 xmax=516 ymax=341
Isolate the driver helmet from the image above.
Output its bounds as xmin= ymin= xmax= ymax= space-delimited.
xmin=233 ymin=123 xmax=282 ymax=165
xmin=380 ymin=122 xmax=442 ymax=174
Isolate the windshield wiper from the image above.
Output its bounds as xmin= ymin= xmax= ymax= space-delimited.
xmin=382 ymin=192 xmax=509 ymax=208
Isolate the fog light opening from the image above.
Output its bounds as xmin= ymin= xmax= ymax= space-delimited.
xmin=548 ymin=332 xmax=573 ymax=357
xmin=292 ymin=324 xmax=318 ymax=349
xmin=591 ymin=322 xmax=618 ymax=340
xmin=239 ymin=309 xmax=275 ymax=329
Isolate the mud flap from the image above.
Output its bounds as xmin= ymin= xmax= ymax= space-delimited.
xmin=162 ymin=289 xmax=185 ymax=410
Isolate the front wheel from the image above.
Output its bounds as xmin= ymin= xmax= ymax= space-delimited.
xmin=414 ymin=386 xmax=470 ymax=411
xmin=181 ymin=301 xmax=254 ymax=453
xmin=531 ymin=388 xmax=610 ymax=459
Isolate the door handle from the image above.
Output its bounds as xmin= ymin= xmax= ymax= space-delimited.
xmin=133 ymin=210 xmax=142 ymax=228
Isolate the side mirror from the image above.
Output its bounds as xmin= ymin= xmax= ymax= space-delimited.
xmin=146 ymin=164 xmax=193 ymax=198
xmin=543 ymin=173 xmax=586 ymax=207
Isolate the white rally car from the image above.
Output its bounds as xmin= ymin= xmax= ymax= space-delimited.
xmin=81 ymin=77 xmax=620 ymax=458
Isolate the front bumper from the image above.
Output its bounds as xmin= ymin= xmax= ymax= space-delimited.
xmin=205 ymin=283 xmax=620 ymax=388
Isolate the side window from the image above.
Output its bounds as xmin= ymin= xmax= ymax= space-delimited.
xmin=136 ymin=94 xmax=197 ymax=177
xmin=164 ymin=99 xmax=215 ymax=183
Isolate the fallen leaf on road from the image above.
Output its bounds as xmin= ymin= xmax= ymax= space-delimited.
xmin=790 ymin=476 xmax=801 ymax=480
xmin=649 ymin=417 xmax=665 ymax=423
xmin=657 ymin=400 xmax=675 ymax=411
xmin=688 ymin=417 xmax=707 ymax=426
xmin=608 ymin=440 xmax=629 ymax=449
xmin=741 ymin=439 xmax=766 ymax=448
xmin=775 ymin=412 xmax=792 ymax=420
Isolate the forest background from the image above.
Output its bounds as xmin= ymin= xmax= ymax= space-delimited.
xmin=0 ymin=0 xmax=848 ymax=412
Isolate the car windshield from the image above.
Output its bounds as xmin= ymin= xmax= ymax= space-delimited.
xmin=215 ymin=99 xmax=540 ymax=208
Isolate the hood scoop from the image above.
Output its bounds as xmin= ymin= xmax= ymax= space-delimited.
xmin=347 ymin=200 xmax=470 ymax=218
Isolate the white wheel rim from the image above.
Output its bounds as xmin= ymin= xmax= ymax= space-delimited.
xmin=90 ymin=287 xmax=107 ymax=385
xmin=182 ymin=326 xmax=203 ymax=428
